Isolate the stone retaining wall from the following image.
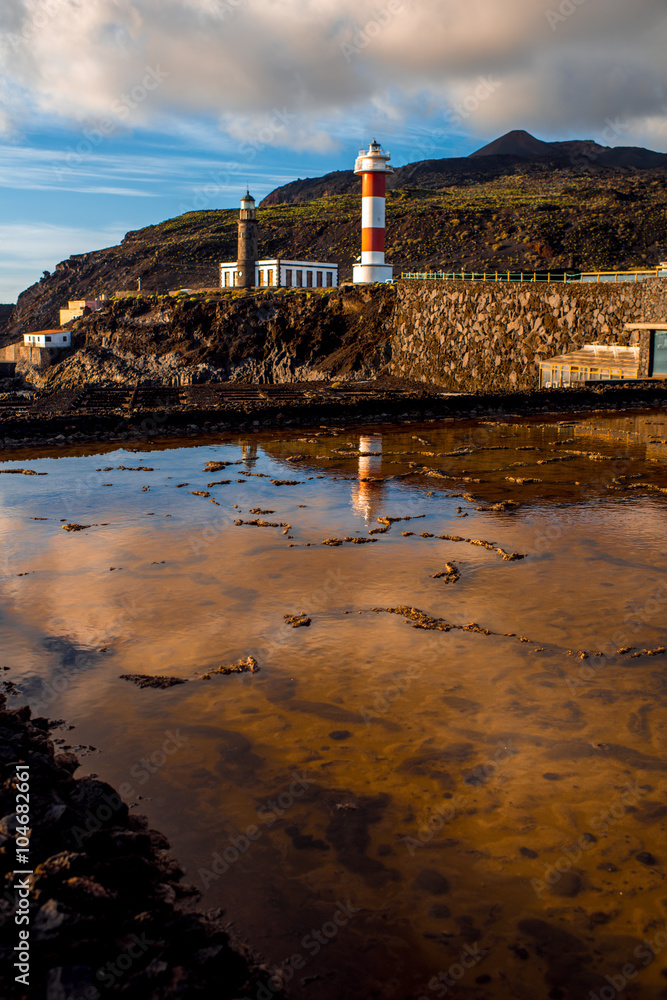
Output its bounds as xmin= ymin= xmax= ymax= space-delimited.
xmin=15 ymin=281 xmax=667 ymax=392
xmin=0 ymin=341 xmax=70 ymax=369
xmin=390 ymin=279 xmax=667 ymax=391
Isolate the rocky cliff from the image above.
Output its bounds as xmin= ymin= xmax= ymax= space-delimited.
xmin=5 ymin=157 xmax=667 ymax=342
xmin=0 ymin=693 xmax=283 ymax=1000
xmin=19 ymin=279 xmax=667 ymax=395
xmin=32 ymin=286 xmax=395 ymax=390
xmin=0 ymin=304 xmax=14 ymax=344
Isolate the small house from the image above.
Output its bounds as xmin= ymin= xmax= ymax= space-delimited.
xmin=59 ymin=298 xmax=106 ymax=326
xmin=24 ymin=330 xmax=71 ymax=347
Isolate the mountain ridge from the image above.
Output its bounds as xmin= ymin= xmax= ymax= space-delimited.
xmin=3 ymin=131 xmax=667 ymax=339
xmin=260 ymin=130 xmax=667 ymax=207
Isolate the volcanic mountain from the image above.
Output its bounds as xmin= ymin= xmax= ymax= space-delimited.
xmin=2 ymin=130 xmax=667 ymax=339
xmin=260 ymin=130 xmax=667 ymax=206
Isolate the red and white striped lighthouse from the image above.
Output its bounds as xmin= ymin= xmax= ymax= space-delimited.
xmin=353 ymin=139 xmax=394 ymax=284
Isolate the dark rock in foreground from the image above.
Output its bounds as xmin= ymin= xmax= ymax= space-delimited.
xmin=0 ymin=693 xmax=283 ymax=999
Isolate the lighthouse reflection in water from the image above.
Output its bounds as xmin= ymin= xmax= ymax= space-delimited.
xmin=351 ymin=434 xmax=384 ymax=523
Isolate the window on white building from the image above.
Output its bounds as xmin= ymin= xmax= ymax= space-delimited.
xmin=327 ymin=273 xmax=333 ymax=287
xmin=306 ymin=271 xmax=313 ymax=287
xmin=296 ymin=270 xmax=303 ymax=286
xmin=286 ymin=270 xmax=293 ymax=287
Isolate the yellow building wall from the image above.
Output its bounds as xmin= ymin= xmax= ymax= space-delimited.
xmin=60 ymin=307 xmax=83 ymax=325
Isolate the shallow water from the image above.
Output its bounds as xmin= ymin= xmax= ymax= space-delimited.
xmin=2 ymin=409 xmax=667 ymax=1000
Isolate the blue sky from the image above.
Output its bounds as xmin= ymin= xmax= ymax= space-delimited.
xmin=1 ymin=0 xmax=666 ymax=302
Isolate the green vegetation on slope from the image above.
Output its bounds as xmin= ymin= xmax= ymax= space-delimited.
xmin=5 ymin=167 xmax=667 ymax=337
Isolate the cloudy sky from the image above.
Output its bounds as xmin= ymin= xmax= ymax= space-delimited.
xmin=0 ymin=0 xmax=665 ymax=301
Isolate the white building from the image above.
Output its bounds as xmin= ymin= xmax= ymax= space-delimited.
xmin=220 ymin=258 xmax=338 ymax=290
xmin=24 ymin=330 xmax=71 ymax=347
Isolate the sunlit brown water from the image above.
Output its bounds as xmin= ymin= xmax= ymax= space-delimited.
xmin=2 ymin=409 xmax=667 ymax=1000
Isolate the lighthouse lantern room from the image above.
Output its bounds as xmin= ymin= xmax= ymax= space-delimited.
xmin=353 ymin=139 xmax=394 ymax=284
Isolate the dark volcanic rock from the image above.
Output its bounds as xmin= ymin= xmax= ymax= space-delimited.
xmin=0 ymin=303 xmax=15 ymax=346
xmin=549 ymin=871 xmax=583 ymax=898
xmin=412 ymin=868 xmax=450 ymax=895
xmin=120 ymin=673 xmax=188 ymax=689
xmin=0 ymin=693 xmax=283 ymax=1000
xmin=262 ymin=134 xmax=667 ymax=207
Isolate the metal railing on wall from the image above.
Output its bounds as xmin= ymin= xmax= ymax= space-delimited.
xmin=400 ymin=269 xmax=667 ymax=284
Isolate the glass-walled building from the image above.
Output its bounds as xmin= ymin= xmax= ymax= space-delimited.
xmin=539 ymin=345 xmax=640 ymax=388
xmin=539 ymin=329 xmax=667 ymax=388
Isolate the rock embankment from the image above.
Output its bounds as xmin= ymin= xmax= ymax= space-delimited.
xmin=392 ymin=278 xmax=667 ymax=392
xmin=24 ymin=286 xmax=395 ymax=391
xmin=1 ymin=378 xmax=667 ymax=452
xmin=0 ymin=693 xmax=283 ymax=999
xmin=15 ymin=279 xmax=667 ymax=396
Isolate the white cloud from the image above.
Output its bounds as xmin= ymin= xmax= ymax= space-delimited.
xmin=0 ymin=0 xmax=664 ymax=150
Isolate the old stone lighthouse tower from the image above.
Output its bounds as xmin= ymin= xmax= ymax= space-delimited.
xmin=236 ymin=191 xmax=258 ymax=289
xmin=220 ymin=190 xmax=339 ymax=289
